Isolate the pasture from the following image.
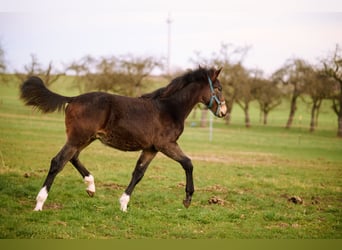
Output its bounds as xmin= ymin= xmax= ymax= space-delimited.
xmin=0 ymin=77 xmax=341 ymax=239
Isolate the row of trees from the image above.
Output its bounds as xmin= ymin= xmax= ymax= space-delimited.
xmin=192 ymin=44 xmax=341 ymax=136
xmin=0 ymin=43 xmax=341 ymax=137
xmin=66 ymin=54 xmax=162 ymax=96
xmin=11 ymin=53 xmax=163 ymax=97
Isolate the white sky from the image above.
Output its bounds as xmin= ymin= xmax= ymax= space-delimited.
xmin=1 ymin=0 xmax=342 ymax=75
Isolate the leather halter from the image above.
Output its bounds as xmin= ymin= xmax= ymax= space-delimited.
xmin=207 ymin=75 xmax=225 ymax=117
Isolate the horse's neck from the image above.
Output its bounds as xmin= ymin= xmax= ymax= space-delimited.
xmin=163 ymin=86 xmax=202 ymax=121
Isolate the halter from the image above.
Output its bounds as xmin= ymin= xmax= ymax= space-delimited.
xmin=207 ymin=75 xmax=226 ymax=117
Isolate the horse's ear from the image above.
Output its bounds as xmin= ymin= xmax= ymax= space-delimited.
xmin=217 ymin=67 xmax=222 ymax=75
xmin=212 ymin=67 xmax=222 ymax=80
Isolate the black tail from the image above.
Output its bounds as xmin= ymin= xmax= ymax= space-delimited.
xmin=20 ymin=76 xmax=73 ymax=113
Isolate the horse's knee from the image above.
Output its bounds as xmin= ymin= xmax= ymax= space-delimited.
xmin=48 ymin=156 xmax=61 ymax=175
xmin=49 ymin=145 xmax=76 ymax=176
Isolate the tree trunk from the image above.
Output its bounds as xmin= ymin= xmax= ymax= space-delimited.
xmin=135 ymin=77 xmax=145 ymax=97
xmin=244 ymin=104 xmax=251 ymax=128
xmin=200 ymin=109 xmax=208 ymax=128
xmin=286 ymin=95 xmax=297 ymax=129
xmin=314 ymin=99 xmax=322 ymax=127
xmin=332 ymin=96 xmax=342 ymax=138
xmin=224 ymin=113 xmax=232 ymax=125
xmin=263 ymin=110 xmax=268 ymax=125
xmin=338 ymin=115 xmax=342 ymax=137
xmin=224 ymin=99 xmax=234 ymax=125
xmin=309 ymin=103 xmax=316 ymax=132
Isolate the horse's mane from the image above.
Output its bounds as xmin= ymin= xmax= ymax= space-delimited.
xmin=141 ymin=67 xmax=215 ymax=99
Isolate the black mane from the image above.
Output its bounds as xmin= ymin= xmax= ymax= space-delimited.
xmin=141 ymin=67 xmax=215 ymax=99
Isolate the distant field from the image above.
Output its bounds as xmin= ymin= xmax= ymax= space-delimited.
xmin=0 ymin=77 xmax=341 ymax=239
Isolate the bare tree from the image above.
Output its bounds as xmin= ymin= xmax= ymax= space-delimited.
xmin=322 ymin=44 xmax=342 ymax=137
xmin=0 ymin=42 xmax=8 ymax=85
xmin=232 ymin=64 xmax=255 ymax=127
xmin=16 ymin=54 xmax=62 ymax=86
xmin=253 ymin=75 xmax=282 ymax=125
xmin=67 ymin=54 xmax=163 ymax=97
xmin=65 ymin=55 xmax=96 ymax=93
xmin=274 ymin=59 xmax=309 ymax=129
xmin=119 ymin=54 xmax=163 ymax=96
xmin=0 ymin=43 xmax=5 ymax=72
xmin=94 ymin=56 xmax=121 ymax=92
xmin=302 ymin=66 xmax=335 ymax=132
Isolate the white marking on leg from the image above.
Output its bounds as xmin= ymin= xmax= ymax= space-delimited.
xmin=84 ymin=175 xmax=95 ymax=194
xmin=119 ymin=193 xmax=130 ymax=212
xmin=34 ymin=186 xmax=48 ymax=211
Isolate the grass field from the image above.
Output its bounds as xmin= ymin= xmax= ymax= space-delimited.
xmin=0 ymin=77 xmax=341 ymax=239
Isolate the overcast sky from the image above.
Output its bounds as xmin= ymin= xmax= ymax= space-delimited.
xmin=1 ymin=0 xmax=342 ymax=75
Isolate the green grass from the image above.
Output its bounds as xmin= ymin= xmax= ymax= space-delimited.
xmin=0 ymin=77 xmax=341 ymax=239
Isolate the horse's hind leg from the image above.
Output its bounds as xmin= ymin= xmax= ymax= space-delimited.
xmin=34 ymin=143 xmax=77 ymax=211
xmin=70 ymin=151 xmax=95 ymax=197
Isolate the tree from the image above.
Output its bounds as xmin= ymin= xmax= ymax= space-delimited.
xmin=65 ymin=55 xmax=96 ymax=93
xmin=253 ymin=76 xmax=282 ymax=125
xmin=302 ymin=67 xmax=335 ymax=132
xmin=0 ymin=42 xmax=8 ymax=85
xmin=322 ymin=44 xmax=342 ymax=137
xmin=0 ymin=42 xmax=5 ymax=72
xmin=16 ymin=54 xmax=62 ymax=86
xmin=67 ymin=54 xmax=163 ymax=97
xmin=94 ymin=56 xmax=121 ymax=92
xmin=119 ymin=54 xmax=163 ymax=96
xmin=232 ymin=64 xmax=255 ymax=127
xmin=274 ymin=59 xmax=309 ymax=129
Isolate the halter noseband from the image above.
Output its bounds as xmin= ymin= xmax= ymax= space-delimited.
xmin=207 ymin=75 xmax=225 ymax=117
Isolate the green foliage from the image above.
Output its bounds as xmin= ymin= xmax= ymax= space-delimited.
xmin=0 ymin=79 xmax=341 ymax=239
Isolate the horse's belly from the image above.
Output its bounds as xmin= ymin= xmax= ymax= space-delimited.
xmin=97 ymin=132 xmax=146 ymax=151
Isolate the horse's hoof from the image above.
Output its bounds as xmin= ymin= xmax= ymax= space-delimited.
xmin=183 ymin=199 xmax=191 ymax=208
xmin=86 ymin=190 xmax=95 ymax=197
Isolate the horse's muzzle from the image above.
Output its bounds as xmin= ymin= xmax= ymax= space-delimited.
xmin=217 ymin=102 xmax=228 ymax=118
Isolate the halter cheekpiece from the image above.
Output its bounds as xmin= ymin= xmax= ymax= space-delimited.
xmin=207 ymin=75 xmax=225 ymax=117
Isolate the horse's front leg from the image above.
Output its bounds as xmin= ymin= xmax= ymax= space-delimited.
xmin=180 ymin=157 xmax=194 ymax=208
xmin=120 ymin=149 xmax=157 ymax=212
xmin=160 ymin=143 xmax=194 ymax=208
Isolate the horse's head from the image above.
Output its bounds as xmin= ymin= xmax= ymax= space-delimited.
xmin=203 ymin=68 xmax=227 ymax=118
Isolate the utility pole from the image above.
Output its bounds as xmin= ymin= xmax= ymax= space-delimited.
xmin=166 ymin=12 xmax=173 ymax=75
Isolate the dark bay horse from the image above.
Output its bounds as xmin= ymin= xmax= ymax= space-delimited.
xmin=20 ymin=67 xmax=227 ymax=211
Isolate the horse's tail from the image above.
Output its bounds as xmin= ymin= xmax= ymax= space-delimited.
xmin=20 ymin=76 xmax=73 ymax=113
